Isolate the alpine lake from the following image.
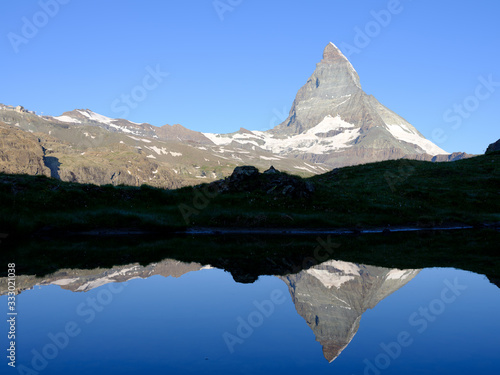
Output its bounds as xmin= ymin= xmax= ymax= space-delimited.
xmin=1 ymin=228 xmax=499 ymax=375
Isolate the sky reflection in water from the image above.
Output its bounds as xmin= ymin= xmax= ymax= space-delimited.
xmin=2 ymin=261 xmax=499 ymax=375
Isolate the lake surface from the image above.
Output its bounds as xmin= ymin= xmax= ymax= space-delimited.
xmin=2 ymin=259 xmax=499 ymax=374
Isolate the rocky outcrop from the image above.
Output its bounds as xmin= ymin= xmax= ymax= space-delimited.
xmin=408 ymin=151 xmax=475 ymax=162
xmin=0 ymin=122 xmax=51 ymax=177
xmin=486 ymin=139 xmax=500 ymax=154
xmin=211 ymin=165 xmax=315 ymax=198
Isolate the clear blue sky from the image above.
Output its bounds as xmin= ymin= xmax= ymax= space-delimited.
xmin=0 ymin=0 xmax=498 ymax=154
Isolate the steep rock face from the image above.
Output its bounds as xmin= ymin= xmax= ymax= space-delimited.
xmin=0 ymin=122 xmax=51 ymax=177
xmin=280 ymin=260 xmax=419 ymax=362
xmin=273 ymin=42 xmax=362 ymax=135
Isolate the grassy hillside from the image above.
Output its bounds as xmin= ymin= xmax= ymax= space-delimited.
xmin=0 ymin=153 xmax=498 ymax=236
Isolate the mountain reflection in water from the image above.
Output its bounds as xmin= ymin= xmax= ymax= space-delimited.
xmin=2 ymin=258 xmax=419 ymax=363
xmin=280 ymin=261 xmax=418 ymax=362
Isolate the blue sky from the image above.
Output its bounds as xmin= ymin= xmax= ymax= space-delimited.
xmin=0 ymin=0 xmax=498 ymax=154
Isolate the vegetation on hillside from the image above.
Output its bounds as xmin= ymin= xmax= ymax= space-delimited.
xmin=0 ymin=153 xmax=498 ymax=236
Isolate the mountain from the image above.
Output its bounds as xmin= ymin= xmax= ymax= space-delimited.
xmin=0 ymin=43 xmax=473 ymax=187
xmin=281 ymin=260 xmax=419 ymax=362
xmin=203 ymin=42 xmax=460 ymax=168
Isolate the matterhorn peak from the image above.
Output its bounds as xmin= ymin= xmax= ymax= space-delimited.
xmin=268 ymin=41 xmax=448 ymax=160
xmin=323 ymin=42 xmax=347 ymax=62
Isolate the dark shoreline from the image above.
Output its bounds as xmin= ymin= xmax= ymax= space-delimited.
xmin=2 ymin=226 xmax=499 ymax=284
xmin=26 ymin=221 xmax=498 ymax=238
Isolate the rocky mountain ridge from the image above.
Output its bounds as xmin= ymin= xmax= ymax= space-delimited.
xmin=0 ymin=259 xmax=209 ymax=295
xmin=0 ymin=105 xmax=329 ymax=188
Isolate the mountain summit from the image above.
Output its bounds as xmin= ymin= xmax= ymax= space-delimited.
xmin=270 ymin=42 xmax=448 ymax=164
xmin=273 ymin=42 xmax=362 ymax=135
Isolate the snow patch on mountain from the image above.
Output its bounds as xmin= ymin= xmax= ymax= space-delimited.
xmin=76 ymin=277 xmax=115 ymax=291
xmin=78 ymin=110 xmax=114 ymax=125
xmin=306 ymin=268 xmax=355 ymax=289
xmin=109 ymin=123 xmax=136 ymax=134
xmin=54 ymin=115 xmax=81 ymax=123
xmin=203 ymin=115 xmax=359 ymax=155
xmin=385 ymin=124 xmax=449 ymax=155
xmin=260 ymin=156 xmax=280 ymax=161
xmin=322 ymin=260 xmax=361 ymax=276
xmin=51 ymin=278 xmax=78 ymax=286
xmin=306 ymin=115 xmax=355 ymax=134
xmin=148 ymin=146 xmax=168 ymax=155
xmin=128 ymin=135 xmax=151 ymax=143
xmin=386 ymin=269 xmax=418 ymax=280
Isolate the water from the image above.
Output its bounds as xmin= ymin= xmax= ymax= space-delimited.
xmin=2 ymin=259 xmax=499 ymax=374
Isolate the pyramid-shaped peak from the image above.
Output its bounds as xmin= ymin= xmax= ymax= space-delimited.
xmin=323 ymin=42 xmax=348 ymax=61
